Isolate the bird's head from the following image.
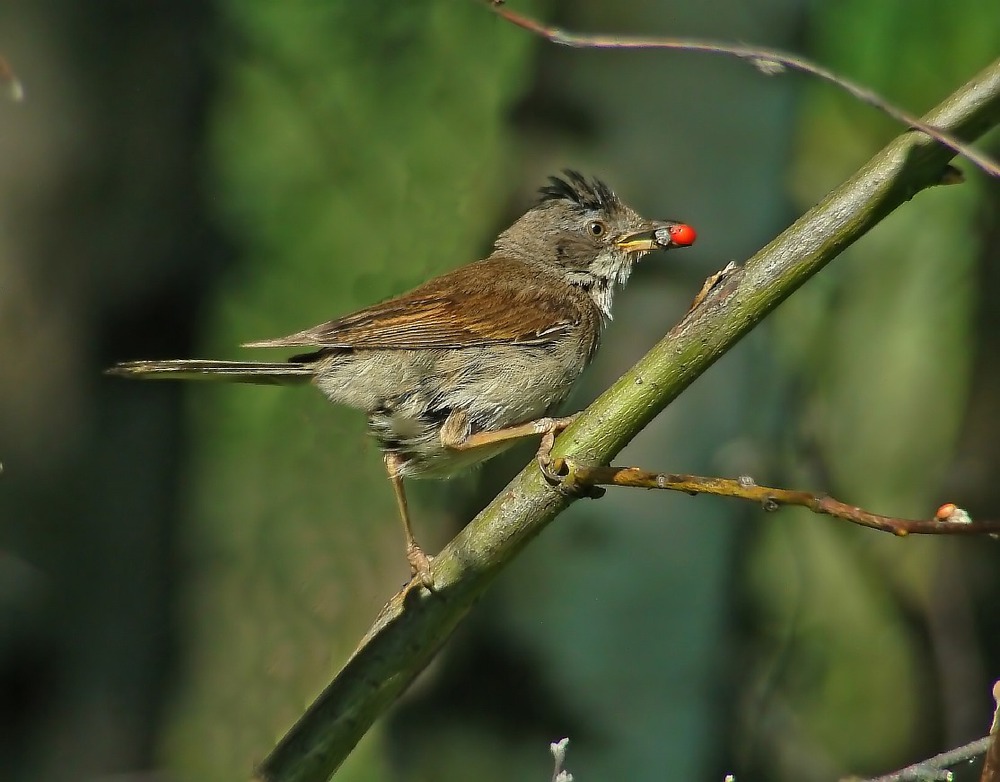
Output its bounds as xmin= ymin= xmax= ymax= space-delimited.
xmin=494 ymin=171 xmax=696 ymax=318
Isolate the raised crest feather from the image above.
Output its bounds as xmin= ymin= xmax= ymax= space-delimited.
xmin=538 ymin=170 xmax=619 ymax=213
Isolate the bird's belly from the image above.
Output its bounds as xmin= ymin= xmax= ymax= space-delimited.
xmin=371 ymin=343 xmax=588 ymax=478
xmin=436 ymin=343 xmax=586 ymax=423
xmin=406 ymin=438 xmax=520 ymax=479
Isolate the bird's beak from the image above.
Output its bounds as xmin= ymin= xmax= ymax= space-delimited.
xmin=616 ymin=220 xmax=697 ymax=253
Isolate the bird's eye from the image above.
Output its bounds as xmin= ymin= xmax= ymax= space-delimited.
xmin=588 ymin=220 xmax=607 ymax=237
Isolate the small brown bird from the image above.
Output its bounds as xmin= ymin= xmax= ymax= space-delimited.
xmin=109 ymin=172 xmax=696 ymax=590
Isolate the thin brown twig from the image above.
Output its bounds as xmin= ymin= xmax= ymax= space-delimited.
xmin=547 ymin=460 xmax=1000 ymax=537
xmin=484 ymin=2 xmax=1000 ymax=179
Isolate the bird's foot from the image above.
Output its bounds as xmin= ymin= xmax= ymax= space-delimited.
xmin=538 ymin=413 xmax=580 ymax=438
xmin=535 ymin=415 xmax=604 ymax=498
xmin=533 ymin=413 xmax=580 ymax=464
xmin=402 ymin=542 xmax=437 ymax=598
xmin=537 ymin=454 xmax=606 ymax=500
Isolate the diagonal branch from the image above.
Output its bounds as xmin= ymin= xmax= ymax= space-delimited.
xmin=254 ymin=58 xmax=1000 ymax=782
xmin=484 ymin=1 xmax=1000 ymax=178
xmin=543 ymin=459 xmax=1000 ymax=537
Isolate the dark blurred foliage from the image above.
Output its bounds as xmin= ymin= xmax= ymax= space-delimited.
xmin=753 ymin=3 xmax=1000 ymax=779
xmin=1 ymin=2 xmax=223 ymax=780
xmin=0 ymin=2 xmax=997 ymax=781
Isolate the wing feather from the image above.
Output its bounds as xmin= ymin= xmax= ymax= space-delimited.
xmin=243 ymin=258 xmax=589 ymax=351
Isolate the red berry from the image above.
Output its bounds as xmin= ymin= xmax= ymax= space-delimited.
xmin=669 ymin=223 xmax=697 ymax=246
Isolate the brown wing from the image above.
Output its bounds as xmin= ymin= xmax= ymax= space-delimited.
xmin=243 ymin=257 xmax=587 ymax=351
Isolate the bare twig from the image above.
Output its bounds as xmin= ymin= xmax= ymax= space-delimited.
xmin=482 ymin=2 xmax=1000 ymax=179
xmin=856 ymin=736 xmax=993 ymax=782
xmin=550 ymin=738 xmax=574 ymax=782
xmin=543 ymin=460 xmax=1000 ymax=537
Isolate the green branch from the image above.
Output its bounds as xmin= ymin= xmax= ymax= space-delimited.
xmin=254 ymin=56 xmax=1000 ymax=782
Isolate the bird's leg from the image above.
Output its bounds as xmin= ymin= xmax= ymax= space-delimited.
xmin=440 ymin=413 xmax=604 ymax=500
xmin=440 ymin=410 xmax=579 ymax=471
xmin=383 ymin=452 xmax=435 ymax=593
xmin=440 ymin=411 xmax=578 ymax=452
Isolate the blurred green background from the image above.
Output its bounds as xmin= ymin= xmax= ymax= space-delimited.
xmin=1 ymin=1 xmax=998 ymax=781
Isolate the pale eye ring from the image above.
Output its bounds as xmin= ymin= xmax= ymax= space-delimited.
xmin=588 ymin=220 xmax=607 ymax=237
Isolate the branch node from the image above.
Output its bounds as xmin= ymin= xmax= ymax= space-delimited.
xmin=749 ymin=56 xmax=786 ymax=76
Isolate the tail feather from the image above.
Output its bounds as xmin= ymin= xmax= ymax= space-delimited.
xmin=106 ymin=359 xmax=313 ymax=385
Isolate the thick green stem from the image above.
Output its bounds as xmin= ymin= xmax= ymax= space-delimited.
xmin=255 ymin=57 xmax=1000 ymax=782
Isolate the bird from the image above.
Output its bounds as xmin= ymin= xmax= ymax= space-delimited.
xmin=108 ymin=171 xmax=696 ymax=591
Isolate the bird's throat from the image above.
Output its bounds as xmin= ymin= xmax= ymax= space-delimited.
xmin=587 ymin=278 xmax=616 ymax=320
xmin=582 ymin=260 xmax=635 ymax=320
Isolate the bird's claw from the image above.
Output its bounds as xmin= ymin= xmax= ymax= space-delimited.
xmin=402 ymin=544 xmax=437 ymax=598
xmin=537 ymin=454 xmax=606 ymax=499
